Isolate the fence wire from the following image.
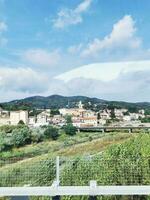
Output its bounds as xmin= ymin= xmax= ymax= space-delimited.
xmin=0 ymin=156 xmax=150 ymax=187
xmin=0 ymin=158 xmax=56 ymax=187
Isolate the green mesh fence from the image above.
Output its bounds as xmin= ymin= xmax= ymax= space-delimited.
xmin=0 ymin=156 xmax=150 ymax=187
xmin=0 ymin=158 xmax=56 ymax=187
xmin=60 ymin=156 xmax=150 ymax=186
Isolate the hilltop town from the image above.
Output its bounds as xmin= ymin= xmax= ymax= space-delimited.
xmin=0 ymin=100 xmax=149 ymax=128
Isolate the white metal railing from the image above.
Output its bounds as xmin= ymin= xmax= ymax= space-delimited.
xmin=0 ymin=156 xmax=150 ymax=198
xmin=1 ymin=185 xmax=150 ymax=196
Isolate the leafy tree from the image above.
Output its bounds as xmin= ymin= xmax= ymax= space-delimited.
xmin=12 ymin=127 xmax=31 ymax=147
xmin=97 ymin=112 xmax=101 ymax=120
xmin=145 ymin=109 xmax=150 ymax=115
xmin=110 ymin=108 xmax=115 ymax=119
xmin=141 ymin=117 xmax=150 ymax=123
xmin=0 ymin=125 xmax=16 ymax=133
xmin=0 ymin=132 xmax=7 ymax=152
xmin=44 ymin=126 xmax=59 ymax=140
xmin=65 ymin=115 xmax=72 ymax=123
xmin=50 ymin=109 xmax=60 ymax=116
xmin=18 ymin=120 xmax=25 ymax=125
xmin=123 ymin=111 xmax=130 ymax=116
xmin=128 ymin=106 xmax=139 ymax=113
xmin=64 ymin=123 xmax=77 ymax=136
xmin=31 ymin=129 xmax=44 ymax=143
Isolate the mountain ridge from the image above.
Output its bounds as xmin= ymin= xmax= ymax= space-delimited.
xmin=0 ymin=94 xmax=150 ymax=111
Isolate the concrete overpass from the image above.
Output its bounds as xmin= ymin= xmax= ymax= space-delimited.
xmin=78 ymin=126 xmax=150 ymax=133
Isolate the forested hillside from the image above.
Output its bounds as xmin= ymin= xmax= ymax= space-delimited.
xmin=1 ymin=94 xmax=150 ymax=112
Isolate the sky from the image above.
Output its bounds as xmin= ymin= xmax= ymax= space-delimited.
xmin=0 ymin=0 xmax=150 ymax=102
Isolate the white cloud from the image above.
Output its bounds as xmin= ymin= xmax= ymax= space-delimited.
xmin=23 ymin=49 xmax=60 ymax=67
xmin=53 ymin=60 xmax=150 ymax=101
xmin=81 ymin=15 xmax=141 ymax=57
xmin=0 ymin=61 xmax=150 ymax=102
xmin=53 ymin=70 xmax=150 ymax=102
xmin=56 ymin=60 xmax=150 ymax=82
xmin=0 ymin=67 xmax=49 ymax=93
xmin=53 ymin=0 xmax=92 ymax=28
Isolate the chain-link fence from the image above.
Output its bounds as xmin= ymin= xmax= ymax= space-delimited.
xmin=0 ymin=156 xmax=150 ymax=187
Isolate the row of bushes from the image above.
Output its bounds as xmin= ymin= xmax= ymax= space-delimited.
xmin=0 ymin=123 xmax=77 ymax=152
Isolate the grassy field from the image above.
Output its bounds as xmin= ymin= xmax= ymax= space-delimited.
xmin=0 ymin=131 xmax=149 ymax=200
xmin=0 ymin=131 xmax=134 ymax=187
xmin=0 ymin=131 xmax=133 ymax=161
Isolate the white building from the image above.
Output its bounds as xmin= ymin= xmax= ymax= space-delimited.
xmin=123 ymin=115 xmax=131 ymax=121
xmin=28 ymin=116 xmax=36 ymax=126
xmin=10 ymin=110 xmax=28 ymax=125
xmin=36 ymin=112 xmax=48 ymax=125
xmin=114 ymin=109 xmax=128 ymax=120
xmin=0 ymin=117 xmax=10 ymax=125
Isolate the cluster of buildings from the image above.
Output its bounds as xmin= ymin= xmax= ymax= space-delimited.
xmin=0 ymin=101 xmax=147 ymax=128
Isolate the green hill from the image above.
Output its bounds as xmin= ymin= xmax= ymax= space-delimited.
xmin=1 ymin=94 xmax=150 ymax=112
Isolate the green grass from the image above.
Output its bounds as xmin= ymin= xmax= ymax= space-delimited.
xmin=0 ymin=131 xmax=126 ymax=161
xmin=0 ymin=132 xmax=146 ymax=188
xmin=0 ymin=131 xmax=147 ymax=200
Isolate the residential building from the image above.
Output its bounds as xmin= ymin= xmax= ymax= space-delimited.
xmin=10 ymin=110 xmax=28 ymax=125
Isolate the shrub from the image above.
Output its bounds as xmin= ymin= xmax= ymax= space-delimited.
xmin=64 ymin=123 xmax=77 ymax=136
xmin=18 ymin=120 xmax=25 ymax=125
xmin=44 ymin=126 xmax=59 ymax=140
xmin=12 ymin=127 xmax=31 ymax=147
xmin=0 ymin=132 xmax=7 ymax=152
xmin=31 ymin=129 xmax=44 ymax=143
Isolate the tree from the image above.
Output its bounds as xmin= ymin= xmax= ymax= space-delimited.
xmin=64 ymin=123 xmax=77 ymax=136
xmin=44 ymin=126 xmax=59 ymax=140
xmin=0 ymin=132 xmax=7 ymax=152
xmin=65 ymin=115 xmax=72 ymax=123
xmin=110 ymin=109 xmax=115 ymax=119
xmin=18 ymin=120 xmax=25 ymax=125
xmin=50 ymin=109 xmax=60 ymax=116
xmin=97 ymin=112 xmax=101 ymax=120
xmin=12 ymin=127 xmax=31 ymax=147
xmin=31 ymin=129 xmax=44 ymax=143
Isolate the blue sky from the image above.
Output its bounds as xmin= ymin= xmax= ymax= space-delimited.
xmin=0 ymin=0 xmax=150 ymax=102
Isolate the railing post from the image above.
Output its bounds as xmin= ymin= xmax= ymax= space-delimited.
xmin=52 ymin=156 xmax=61 ymax=200
xmin=101 ymin=128 xmax=105 ymax=133
xmin=89 ymin=180 xmax=97 ymax=200
xmin=128 ymin=128 xmax=131 ymax=133
xmin=56 ymin=156 xmax=60 ymax=185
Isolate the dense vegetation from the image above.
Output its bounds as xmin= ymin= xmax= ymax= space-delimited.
xmin=0 ymin=133 xmax=150 ymax=200
xmin=60 ymin=134 xmax=150 ymax=200
xmin=140 ymin=117 xmax=150 ymax=123
xmin=0 ymin=124 xmax=77 ymax=153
